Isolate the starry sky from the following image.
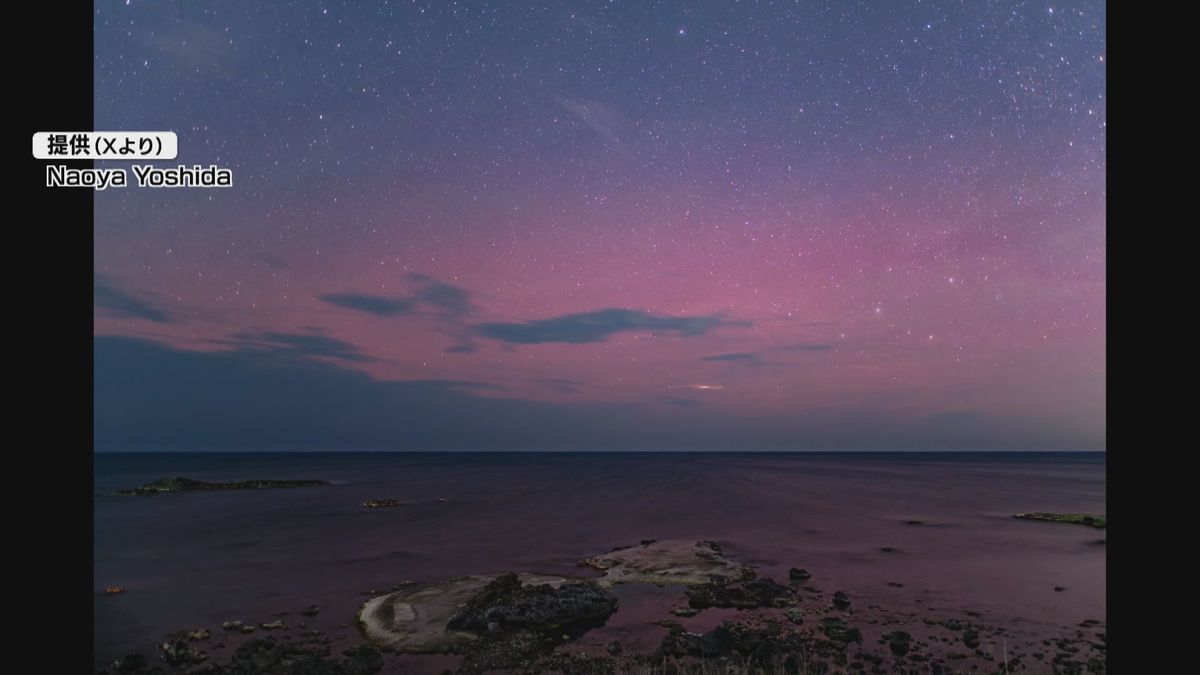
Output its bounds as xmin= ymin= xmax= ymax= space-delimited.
xmin=93 ymin=0 xmax=1105 ymax=452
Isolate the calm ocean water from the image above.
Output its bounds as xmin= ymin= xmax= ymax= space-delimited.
xmin=93 ymin=452 xmax=1105 ymax=667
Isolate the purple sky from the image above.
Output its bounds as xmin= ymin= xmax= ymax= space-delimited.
xmin=93 ymin=1 xmax=1105 ymax=451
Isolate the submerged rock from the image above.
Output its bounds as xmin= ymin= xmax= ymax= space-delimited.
xmin=105 ymin=654 xmax=161 ymax=675
xmin=685 ymin=577 xmax=794 ymax=609
xmin=223 ymin=637 xmax=382 ymax=674
xmin=115 ymin=476 xmax=330 ymax=496
xmin=101 ymin=637 xmax=382 ymax=675
xmin=158 ymin=640 xmax=207 ymax=667
xmin=1013 ymin=512 xmax=1106 ymax=529
xmin=820 ymin=617 xmax=863 ymax=644
xmin=579 ymin=539 xmax=755 ymax=587
xmin=362 ymin=499 xmax=405 ymax=508
xmin=657 ymin=619 xmax=834 ymax=665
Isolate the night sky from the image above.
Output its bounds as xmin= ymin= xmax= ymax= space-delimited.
xmin=93 ymin=1 xmax=1105 ymax=452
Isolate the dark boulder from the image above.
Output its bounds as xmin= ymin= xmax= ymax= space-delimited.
xmin=962 ymin=629 xmax=981 ymax=649
xmin=820 ymin=618 xmax=863 ymax=644
xmin=886 ymin=631 xmax=912 ymax=656
xmin=788 ymin=568 xmax=812 ymax=582
xmin=832 ymin=590 xmax=851 ymax=610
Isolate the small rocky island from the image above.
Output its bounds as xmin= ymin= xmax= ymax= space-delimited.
xmin=361 ymin=499 xmax=406 ymax=508
xmin=1013 ymin=512 xmax=1106 ymax=529
xmin=114 ymin=476 xmax=330 ymax=496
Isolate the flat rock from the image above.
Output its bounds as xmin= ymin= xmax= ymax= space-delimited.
xmin=579 ymin=540 xmax=754 ymax=587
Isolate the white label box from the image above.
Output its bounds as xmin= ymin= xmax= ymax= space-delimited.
xmin=32 ymin=132 xmax=178 ymax=160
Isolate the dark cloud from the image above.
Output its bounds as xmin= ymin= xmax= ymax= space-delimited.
xmin=318 ymin=293 xmax=416 ymax=317
xmin=701 ymin=344 xmax=833 ymax=367
xmin=320 ymin=275 xmax=475 ymax=320
xmin=94 ymin=276 xmax=174 ymax=324
xmin=475 ymin=309 xmax=746 ymax=345
xmin=534 ymin=378 xmax=584 ymax=394
xmin=93 ymin=336 xmax=1101 ymax=452
xmin=406 ymin=273 xmax=473 ymax=317
xmin=94 ymin=335 xmax=632 ymax=451
xmin=321 ymin=281 xmax=744 ymax=354
xmin=702 ymin=352 xmax=765 ymax=365
xmin=227 ymin=330 xmax=375 ymax=363
xmin=781 ymin=342 xmax=835 ymax=352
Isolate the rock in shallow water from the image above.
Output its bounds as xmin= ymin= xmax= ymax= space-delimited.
xmin=359 ymin=573 xmax=617 ymax=674
xmin=103 ymin=637 xmax=384 ymax=675
xmin=446 ymin=572 xmax=617 ymax=634
xmin=1013 ymin=512 xmax=1106 ymax=529
xmin=963 ymin=628 xmax=981 ymax=648
xmin=821 ymin=617 xmax=863 ymax=644
xmin=832 ymin=590 xmax=852 ymax=610
xmin=357 ymin=572 xmax=616 ymax=653
xmin=158 ymin=640 xmax=207 ymax=667
xmin=685 ymin=577 xmax=795 ymax=610
xmin=579 ymin=539 xmax=755 ymax=587
xmin=788 ymin=567 xmax=812 ymax=582
xmin=361 ymin=499 xmax=405 ymax=508
xmin=886 ymin=630 xmax=912 ymax=656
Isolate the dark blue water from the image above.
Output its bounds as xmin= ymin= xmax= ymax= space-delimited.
xmin=94 ymin=452 xmax=1105 ymax=666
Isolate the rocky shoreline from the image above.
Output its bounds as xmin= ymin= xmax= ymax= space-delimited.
xmin=99 ymin=539 xmax=1106 ymax=675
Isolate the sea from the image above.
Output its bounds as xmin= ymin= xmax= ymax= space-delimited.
xmin=93 ymin=451 xmax=1106 ymax=670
